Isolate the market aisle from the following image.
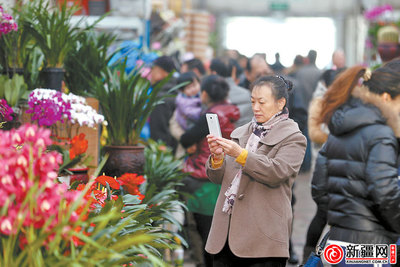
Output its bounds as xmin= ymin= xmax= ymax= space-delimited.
xmin=183 ymin=170 xmax=317 ymax=267
xmin=290 ymin=170 xmax=319 ymax=266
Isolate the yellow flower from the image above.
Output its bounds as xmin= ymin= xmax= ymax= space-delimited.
xmin=100 ymin=126 xmax=108 ymax=146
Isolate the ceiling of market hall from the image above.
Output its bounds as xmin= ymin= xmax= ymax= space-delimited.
xmin=191 ymin=0 xmax=400 ymax=16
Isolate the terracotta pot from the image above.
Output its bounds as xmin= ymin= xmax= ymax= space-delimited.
xmin=102 ymin=145 xmax=145 ymax=177
xmin=377 ymin=43 xmax=400 ymax=62
xmin=69 ymin=167 xmax=89 ymax=184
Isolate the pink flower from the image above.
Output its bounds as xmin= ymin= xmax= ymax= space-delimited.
xmin=364 ymin=4 xmax=393 ymax=21
xmin=0 ymin=6 xmax=17 ymax=36
xmin=365 ymin=38 xmax=374 ymax=49
xmin=0 ymin=124 xmax=88 ymax=241
xmin=26 ymin=91 xmax=72 ymax=126
xmin=151 ymin=42 xmax=161 ymax=50
xmin=0 ymin=99 xmax=13 ymax=121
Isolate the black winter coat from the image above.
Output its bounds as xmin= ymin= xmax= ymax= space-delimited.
xmin=312 ymin=96 xmax=400 ymax=244
xmin=149 ymin=78 xmax=177 ymax=151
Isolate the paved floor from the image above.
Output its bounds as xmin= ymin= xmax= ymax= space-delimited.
xmin=183 ymin=170 xmax=319 ymax=267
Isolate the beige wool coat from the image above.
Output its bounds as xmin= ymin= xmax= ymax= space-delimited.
xmin=205 ymin=119 xmax=307 ymax=258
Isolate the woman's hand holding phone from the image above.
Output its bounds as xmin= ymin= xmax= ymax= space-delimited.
xmin=215 ymin=138 xmax=243 ymax=158
xmin=207 ymin=134 xmax=224 ymax=161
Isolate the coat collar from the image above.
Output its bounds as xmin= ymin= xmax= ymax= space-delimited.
xmin=352 ymin=86 xmax=400 ymax=137
xmin=231 ymin=119 xmax=301 ymax=146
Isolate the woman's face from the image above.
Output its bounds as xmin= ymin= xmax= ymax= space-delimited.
xmin=251 ymin=85 xmax=284 ymax=123
xmin=183 ymin=79 xmax=200 ymax=97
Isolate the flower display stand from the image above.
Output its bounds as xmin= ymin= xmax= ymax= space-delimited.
xmin=20 ymin=97 xmax=100 ymax=176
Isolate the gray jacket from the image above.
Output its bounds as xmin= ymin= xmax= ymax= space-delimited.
xmin=226 ymin=78 xmax=253 ymax=127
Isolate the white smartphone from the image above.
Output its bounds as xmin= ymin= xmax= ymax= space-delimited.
xmin=206 ymin=113 xmax=222 ymax=138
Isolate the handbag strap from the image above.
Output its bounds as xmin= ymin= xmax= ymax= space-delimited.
xmin=316 ymin=230 xmax=330 ymax=256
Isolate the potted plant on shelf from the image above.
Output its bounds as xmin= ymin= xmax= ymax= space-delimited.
xmin=93 ymin=59 xmax=178 ymax=177
xmin=0 ymin=2 xmax=44 ymax=90
xmin=23 ymin=0 xmax=98 ymax=91
xmin=0 ymin=4 xmax=20 ymax=75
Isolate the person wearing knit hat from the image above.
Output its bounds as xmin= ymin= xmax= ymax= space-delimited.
xmin=150 ymin=55 xmax=177 ymax=84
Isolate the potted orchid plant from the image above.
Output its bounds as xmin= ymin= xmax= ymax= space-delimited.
xmin=0 ymin=2 xmax=43 ymax=90
xmin=26 ymin=88 xmax=105 ymax=180
xmin=0 ymin=124 xmax=184 ymax=266
xmin=0 ymin=4 xmax=19 ymax=74
xmin=23 ymin=0 xmax=102 ymax=90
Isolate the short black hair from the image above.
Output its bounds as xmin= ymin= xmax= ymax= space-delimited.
xmin=246 ymin=57 xmax=252 ymax=71
xmin=210 ymin=57 xmax=243 ymax=78
xmin=153 ymin=55 xmax=176 ymax=73
xmin=229 ymin=58 xmax=243 ymax=77
xmin=210 ymin=58 xmax=230 ymax=77
xmin=294 ymin=55 xmax=304 ymax=66
xmin=182 ymin=58 xmax=206 ymax=76
xmin=308 ymin=50 xmax=317 ymax=64
xmin=321 ymin=68 xmax=346 ymax=87
xmin=177 ymin=71 xmax=199 ymax=91
xmin=201 ymin=75 xmax=229 ymax=102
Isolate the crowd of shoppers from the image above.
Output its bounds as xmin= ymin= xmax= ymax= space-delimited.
xmin=145 ymin=48 xmax=400 ymax=266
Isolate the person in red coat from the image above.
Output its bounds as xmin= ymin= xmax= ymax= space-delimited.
xmin=180 ymin=74 xmax=240 ymax=267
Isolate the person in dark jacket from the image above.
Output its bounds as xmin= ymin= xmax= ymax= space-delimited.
xmin=312 ymin=65 xmax=400 ymax=265
xmin=302 ymin=68 xmax=345 ymax=263
xmin=180 ymin=75 xmax=240 ymax=267
xmin=180 ymin=58 xmax=206 ymax=79
xmin=149 ymin=55 xmax=178 ymax=151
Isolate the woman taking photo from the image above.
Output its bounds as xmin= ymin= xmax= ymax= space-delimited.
xmin=206 ymin=76 xmax=307 ymax=266
xmin=311 ymin=66 xmax=400 ymax=266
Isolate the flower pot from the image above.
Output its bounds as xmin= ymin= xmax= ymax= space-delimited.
xmin=40 ymin=68 xmax=65 ymax=91
xmin=377 ymin=43 xmax=400 ymax=63
xmin=2 ymin=68 xmax=24 ymax=78
xmin=69 ymin=167 xmax=89 ymax=184
xmin=102 ymin=145 xmax=145 ymax=177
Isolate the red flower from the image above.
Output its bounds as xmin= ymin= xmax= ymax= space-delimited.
xmin=69 ymin=133 xmax=88 ymax=160
xmin=117 ymin=173 xmax=145 ymax=198
xmin=71 ymin=226 xmax=90 ymax=247
xmin=118 ymin=173 xmax=145 ymax=186
xmin=95 ymin=175 xmax=120 ymax=190
xmin=18 ymin=235 xmax=28 ymax=250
